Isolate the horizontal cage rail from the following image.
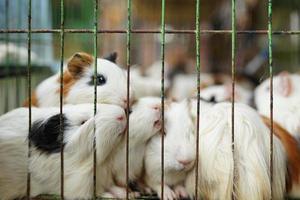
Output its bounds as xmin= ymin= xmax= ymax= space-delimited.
xmin=0 ymin=29 xmax=300 ymax=35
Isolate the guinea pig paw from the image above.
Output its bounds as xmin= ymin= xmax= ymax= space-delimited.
xmin=109 ymin=185 xmax=127 ymax=198
xmin=143 ymin=186 xmax=154 ymax=195
xmin=174 ymin=185 xmax=189 ymax=199
xmin=100 ymin=192 xmax=115 ymax=198
xmin=163 ymin=186 xmax=178 ymax=200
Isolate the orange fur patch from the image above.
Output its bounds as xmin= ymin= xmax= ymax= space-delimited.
xmin=57 ymin=52 xmax=94 ymax=97
xmin=261 ymin=115 xmax=300 ymax=191
xmin=23 ymin=92 xmax=39 ymax=107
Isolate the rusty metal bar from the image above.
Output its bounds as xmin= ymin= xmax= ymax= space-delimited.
xmin=231 ymin=0 xmax=237 ymax=199
xmin=126 ymin=0 xmax=132 ymax=199
xmin=194 ymin=0 xmax=201 ymax=198
xmin=93 ymin=0 xmax=98 ymax=199
xmin=160 ymin=0 xmax=166 ymax=199
xmin=4 ymin=0 xmax=9 ymax=113
xmin=59 ymin=0 xmax=65 ymax=199
xmin=26 ymin=0 xmax=32 ymax=199
xmin=268 ymin=0 xmax=274 ymax=198
xmin=1 ymin=29 xmax=300 ymax=35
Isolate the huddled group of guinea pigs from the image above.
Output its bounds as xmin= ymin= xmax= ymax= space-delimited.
xmin=1 ymin=52 xmax=300 ymax=200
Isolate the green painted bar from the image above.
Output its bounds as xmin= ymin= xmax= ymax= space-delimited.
xmin=126 ymin=0 xmax=132 ymax=199
xmin=59 ymin=0 xmax=65 ymax=199
xmin=268 ymin=0 xmax=274 ymax=197
xmin=26 ymin=0 xmax=32 ymax=199
xmin=93 ymin=0 xmax=98 ymax=199
xmin=160 ymin=0 xmax=166 ymax=199
xmin=195 ymin=0 xmax=201 ymax=198
xmin=231 ymin=0 xmax=237 ymax=199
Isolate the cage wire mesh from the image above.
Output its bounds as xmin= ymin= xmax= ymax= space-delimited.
xmin=1 ymin=0 xmax=300 ymax=199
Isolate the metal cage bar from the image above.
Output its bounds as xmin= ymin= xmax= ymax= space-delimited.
xmin=194 ymin=0 xmax=201 ymax=199
xmin=126 ymin=0 xmax=132 ymax=199
xmin=160 ymin=0 xmax=166 ymax=199
xmin=1 ymin=29 xmax=300 ymax=35
xmin=93 ymin=0 xmax=98 ymax=198
xmin=26 ymin=0 xmax=32 ymax=199
xmin=268 ymin=0 xmax=274 ymax=197
xmin=0 ymin=0 xmax=297 ymax=199
xmin=59 ymin=0 xmax=65 ymax=199
xmin=231 ymin=0 xmax=237 ymax=199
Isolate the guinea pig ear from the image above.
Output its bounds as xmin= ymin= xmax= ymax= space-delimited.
xmin=67 ymin=52 xmax=94 ymax=78
xmin=104 ymin=52 xmax=118 ymax=63
xmin=278 ymin=71 xmax=293 ymax=97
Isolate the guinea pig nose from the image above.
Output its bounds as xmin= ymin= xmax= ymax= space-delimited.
xmin=178 ymin=159 xmax=193 ymax=166
xmin=116 ymin=115 xmax=125 ymax=121
xmin=152 ymin=105 xmax=161 ymax=110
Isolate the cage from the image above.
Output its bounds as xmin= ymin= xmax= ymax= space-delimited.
xmin=0 ymin=0 xmax=300 ymax=199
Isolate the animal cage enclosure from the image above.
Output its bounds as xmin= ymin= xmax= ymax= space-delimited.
xmin=1 ymin=0 xmax=300 ymax=199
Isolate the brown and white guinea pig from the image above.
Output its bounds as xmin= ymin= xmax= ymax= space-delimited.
xmin=185 ymin=102 xmax=286 ymax=200
xmin=255 ymin=72 xmax=300 ymax=139
xmin=0 ymin=104 xmax=126 ymax=200
xmin=24 ymin=52 xmax=132 ymax=108
xmin=198 ymin=83 xmax=253 ymax=106
xmin=103 ymin=97 xmax=162 ymax=198
xmin=144 ymin=100 xmax=196 ymax=199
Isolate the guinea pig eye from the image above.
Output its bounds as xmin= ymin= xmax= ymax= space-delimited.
xmin=88 ymin=74 xmax=107 ymax=86
xmin=96 ymin=74 xmax=106 ymax=86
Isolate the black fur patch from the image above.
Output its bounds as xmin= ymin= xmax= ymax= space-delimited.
xmin=29 ymin=114 xmax=69 ymax=153
xmin=104 ymin=52 xmax=117 ymax=63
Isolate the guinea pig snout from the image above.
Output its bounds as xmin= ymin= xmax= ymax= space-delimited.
xmin=177 ymin=159 xmax=193 ymax=167
xmin=116 ymin=114 xmax=125 ymax=121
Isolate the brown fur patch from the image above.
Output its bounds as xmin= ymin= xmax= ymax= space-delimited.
xmin=23 ymin=92 xmax=39 ymax=107
xmin=67 ymin=52 xmax=94 ymax=78
xmin=57 ymin=52 xmax=94 ymax=97
xmin=261 ymin=115 xmax=300 ymax=191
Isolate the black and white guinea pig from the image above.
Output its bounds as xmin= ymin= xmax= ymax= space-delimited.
xmin=104 ymin=97 xmax=162 ymax=198
xmin=24 ymin=52 xmax=132 ymax=108
xmin=198 ymin=83 xmax=253 ymax=106
xmin=144 ymin=99 xmax=196 ymax=200
xmin=254 ymin=72 xmax=300 ymax=138
xmin=0 ymin=104 xmax=126 ymax=200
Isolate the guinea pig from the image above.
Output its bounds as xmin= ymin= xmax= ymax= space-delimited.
xmin=0 ymin=104 xmax=126 ymax=200
xmin=168 ymin=73 xmax=215 ymax=101
xmin=130 ymin=67 xmax=170 ymax=98
xmin=254 ymin=72 xmax=300 ymax=139
xmin=103 ymin=97 xmax=162 ymax=198
xmin=185 ymin=102 xmax=286 ymax=200
xmin=198 ymin=83 xmax=253 ymax=106
xmin=24 ymin=52 xmax=132 ymax=108
xmin=144 ymin=99 xmax=196 ymax=199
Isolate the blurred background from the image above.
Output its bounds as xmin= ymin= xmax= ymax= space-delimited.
xmin=0 ymin=0 xmax=300 ymax=114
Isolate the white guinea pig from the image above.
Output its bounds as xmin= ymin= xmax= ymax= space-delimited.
xmin=255 ymin=72 xmax=300 ymax=139
xmin=185 ymin=102 xmax=286 ymax=200
xmin=24 ymin=52 xmax=132 ymax=108
xmin=199 ymin=83 xmax=253 ymax=106
xmin=104 ymin=97 xmax=162 ymax=198
xmin=0 ymin=104 xmax=126 ymax=200
xmin=145 ymin=100 xmax=196 ymax=199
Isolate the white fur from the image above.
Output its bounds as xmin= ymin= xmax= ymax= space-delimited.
xmin=169 ymin=74 xmax=215 ymax=101
xmin=130 ymin=68 xmax=169 ymax=98
xmin=107 ymin=97 xmax=162 ymax=198
xmin=0 ymin=104 xmax=126 ymax=200
xmin=185 ymin=102 xmax=286 ymax=200
xmin=36 ymin=58 xmax=130 ymax=108
xmin=199 ymin=84 xmax=253 ymax=105
xmin=145 ymin=100 xmax=196 ymax=199
xmin=0 ymin=43 xmax=39 ymax=65
xmin=255 ymin=74 xmax=300 ymax=139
